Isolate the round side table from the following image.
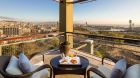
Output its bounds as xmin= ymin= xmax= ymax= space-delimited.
xmin=50 ymin=56 xmax=89 ymax=78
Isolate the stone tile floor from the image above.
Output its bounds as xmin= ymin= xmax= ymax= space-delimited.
xmin=30 ymin=50 xmax=114 ymax=78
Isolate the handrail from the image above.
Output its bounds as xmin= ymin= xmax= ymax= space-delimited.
xmin=0 ymin=38 xmax=51 ymax=47
xmin=1 ymin=32 xmax=140 ymax=46
xmin=93 ymin=38 xmax=140 ymax=47
xmin=59 ymin=32 xmax=140 ymax=49
xmin=0 ymin=32 xmax=60 ymax=43
xmin=75 ymin=43 xmax=87 ymax=50
xmin=66 ymin=32 xmax=140 ymax=42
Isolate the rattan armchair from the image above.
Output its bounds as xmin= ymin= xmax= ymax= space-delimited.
xmin=0 ymin=52 xmax=52 ymax=78
xmin=87 ymin=56 xmax=129 ymax=78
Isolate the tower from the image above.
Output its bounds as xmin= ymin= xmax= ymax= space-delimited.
xmin=129 ymin=20 xmax=132 ymax=32
xmin=86 ymin=21 xmax=88 ymax=26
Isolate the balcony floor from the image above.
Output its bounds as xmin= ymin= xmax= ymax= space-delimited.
xmin=30 ymin=49 xmax=114 ymax=78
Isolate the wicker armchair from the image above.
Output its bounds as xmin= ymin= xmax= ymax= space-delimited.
xmin=87 ymin=56 xmax=130 ymax=78
xmin=0 ymin=52 xmax=52 ymax=78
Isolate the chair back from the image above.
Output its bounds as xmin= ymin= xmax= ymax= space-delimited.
xmin=0 ymin=56 xmax=12 ymax=78
xmin=0 ymin=56 xmax=33 ymax=78
xmin=0 ymin=56 xmax=11 ymax=71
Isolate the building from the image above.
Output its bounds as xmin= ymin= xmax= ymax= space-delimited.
xmin=2 ymin=26 xmax=22 ymax=37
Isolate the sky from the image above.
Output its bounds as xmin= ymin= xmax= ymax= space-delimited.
xmin=0 ymin=0 xmax=140 ymax=25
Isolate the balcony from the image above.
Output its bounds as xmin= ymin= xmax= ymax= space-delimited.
xmin=0 ymin=0 xmax=140 ymax=78
xmin=0 ymin=32 xmax=139 ymax=78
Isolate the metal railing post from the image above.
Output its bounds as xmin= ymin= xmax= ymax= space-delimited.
xmin=0 ymin=45 xmax=2 ymax=55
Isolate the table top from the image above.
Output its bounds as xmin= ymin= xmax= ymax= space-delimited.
xmin=50 ymin=56 xmax=89 ymax=71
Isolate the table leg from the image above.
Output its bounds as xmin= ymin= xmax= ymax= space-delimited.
xmin=84 ymin=73 xmax=86 ymax=78
xmin=53 ymin=73 xmax=55 ymax=78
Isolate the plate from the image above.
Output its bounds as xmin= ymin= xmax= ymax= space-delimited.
xmin=59 ymin=56 xmax=81 ymax=66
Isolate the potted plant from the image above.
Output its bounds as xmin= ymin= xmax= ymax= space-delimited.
xmin=59 ymin=41 xmax=71 ymax=56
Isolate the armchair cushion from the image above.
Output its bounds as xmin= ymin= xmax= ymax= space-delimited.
xmin=19 ymin=53 xmax=32 ymax=73
xmin=32 ymin=68 xmax=48 ymax=78
xmin=5 ymin=56 xmax=23 ymax=75
xmin=91 ymin=65 xmax=112 ymax=78
xmin=124 ymin=64 xmax=140 ymax=78
xmin=32 ymin=61 xmax=49 ymax=78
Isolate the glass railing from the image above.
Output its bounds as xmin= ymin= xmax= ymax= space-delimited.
xmin=71 ymin=32 xmax=140 ymax=64
xmin=0 ymin=36 xmax=60 ymax=57
xmin=0 ymin=32 xmax=140 ymax=64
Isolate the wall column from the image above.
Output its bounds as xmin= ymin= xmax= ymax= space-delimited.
xmin=59 ymin=0 xmax=73 ymax=48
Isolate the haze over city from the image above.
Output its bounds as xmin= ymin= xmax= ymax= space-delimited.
xmin=0 ymin=0 xmax=140 ymax=25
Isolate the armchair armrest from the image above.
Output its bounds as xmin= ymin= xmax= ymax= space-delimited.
xmin=102 ymin=56 xmax=118 ymax=65
xmin=32 ymin=64 xmax=52 ymax=73
xmin=87 ymin=67 xmax=107 ymax=78
xmin=29 ymin=52 xmax=47 ymax=62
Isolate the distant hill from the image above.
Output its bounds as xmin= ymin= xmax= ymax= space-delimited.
xmin=0 ymin=16 xmax=58 ymax=24
xmin=0 ymin=16 xmax=18 ymax=21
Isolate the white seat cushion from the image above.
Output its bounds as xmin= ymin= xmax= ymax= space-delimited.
xmin=6 ymin=56 xmax=23 ymax=75
xmin=31 ymin=61 xmax=49 ymax=78
xmin=91 ymin=65 xmax=112 ymax=78
xmin=124 ymin=64 xmax=140 ymax=78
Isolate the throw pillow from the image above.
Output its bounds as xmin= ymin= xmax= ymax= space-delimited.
xmin=124 ymin=64 xmax=140 ymax=78
xmin=110 ymin=59 xmax=127 ymax=78
xmin=110 ymin=69 xmax=123 ymax=78
xmin=18 ymin=52 xmax=32 ymax=73
xmin=6 ymin=56 xmax=23 ymax=75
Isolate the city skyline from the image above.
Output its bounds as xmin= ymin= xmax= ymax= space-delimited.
xmin=0 ymin=0 xmax=140 ymax=25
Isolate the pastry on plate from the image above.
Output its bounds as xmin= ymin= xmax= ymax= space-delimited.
xmin=70 ymin=59 xmax=77 ymax=64
xmin=60 ymin=59 xmax=67 ymax=64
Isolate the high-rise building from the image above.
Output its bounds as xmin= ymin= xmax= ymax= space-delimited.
xmin=2 ymin=26 xmax=22 ymax=37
